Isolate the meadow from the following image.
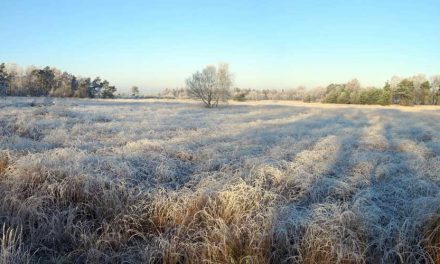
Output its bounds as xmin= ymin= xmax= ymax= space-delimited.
xmin=1 ymin=97 xmax=440 ymax=263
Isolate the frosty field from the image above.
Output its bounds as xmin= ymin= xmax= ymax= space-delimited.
xmin=1 ymin=97 xmax=440 ymax=263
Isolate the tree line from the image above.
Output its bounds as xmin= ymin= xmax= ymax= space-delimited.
xmin=162 ymin=68 xmax=440 ymax=106
xmin=320 ymin=76 xmax=440 ymax=106
xmin=2 ymin=61 xmax=439 ymax=107
xmin=0 ymin=63 xmax=117 ymax=98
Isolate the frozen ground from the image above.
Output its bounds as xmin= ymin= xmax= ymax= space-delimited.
xmin=1 ymin=97 xmax=440 ymax=263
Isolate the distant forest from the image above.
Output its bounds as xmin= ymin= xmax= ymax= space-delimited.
xmin=2 ymin=62 xmax=440 ymax=106
xmin=0 ymin=63 xmax=116 ymax=99
xmin=162 ymin=75 xmax=440 ymax=106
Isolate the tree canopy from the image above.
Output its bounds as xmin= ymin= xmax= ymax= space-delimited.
xmin=186 ymin=63 xmax=233 ymax=108
xmin=0 ymin=62 xmax=117 ymax=99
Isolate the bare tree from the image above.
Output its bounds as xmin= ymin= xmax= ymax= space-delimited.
xmin=186 ymin=63 xmax=233 ymax=108
xmin=216 ymin=63 xmax=233 ymax=102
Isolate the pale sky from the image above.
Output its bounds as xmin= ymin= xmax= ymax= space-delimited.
xmin=1 ymin=0 xmax=439 ymax=93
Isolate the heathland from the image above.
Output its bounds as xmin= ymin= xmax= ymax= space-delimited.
xmin=1 ymin=97 xmax=440 ymax=263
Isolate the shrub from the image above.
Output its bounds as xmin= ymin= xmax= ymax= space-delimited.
xmin=233 ymin=89 xmax=249 ymax=102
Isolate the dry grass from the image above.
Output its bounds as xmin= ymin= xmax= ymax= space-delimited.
xmin=0 ymin=152 xmax=8 ymax=175
xmin=0 ymin=97 xmax=439 ymax=263
xmin=1 ymin=224 xmax=31 ymax=264
xmin=424 ymin=215 xmax=440 ymax=263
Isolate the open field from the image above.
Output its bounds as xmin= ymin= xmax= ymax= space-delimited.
xmin=1 ymin=97 xmax=440 ymax=263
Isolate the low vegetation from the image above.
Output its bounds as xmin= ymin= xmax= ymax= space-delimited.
xmin=0 ymin=97 xmax=439 ymax=263
xmin=162 ymin=75 xmax=440 ymax=106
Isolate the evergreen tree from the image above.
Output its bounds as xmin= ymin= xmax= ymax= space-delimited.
xmin=30 ymin=66 xmax=55 ymax=96
xmin=131 ymin=86 xmax=140 ymax=97
xmin=378 ymin=82 xmax=392 ymax=105
xmin=88 ymin=77 xmax=103 ymax=98
xmin=101 ymin=80 xmax=117 ymax=98
xmin=395 ymin=79 xmax=415 ymax=105
xmin=420 ymin=81 xmax=431 ymax=105
xmin=0 ymin=63 xmax=9 ymax=96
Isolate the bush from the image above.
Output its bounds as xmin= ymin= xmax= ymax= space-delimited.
xmin=233 ymin=89 xmax=249 ymax=102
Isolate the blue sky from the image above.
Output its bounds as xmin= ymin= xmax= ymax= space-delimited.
xmin=1 ymin=0 xmax=439 ymax=92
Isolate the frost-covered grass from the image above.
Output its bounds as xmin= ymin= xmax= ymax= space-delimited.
xmin=1 ymin=97 xmax=440 ymax=263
